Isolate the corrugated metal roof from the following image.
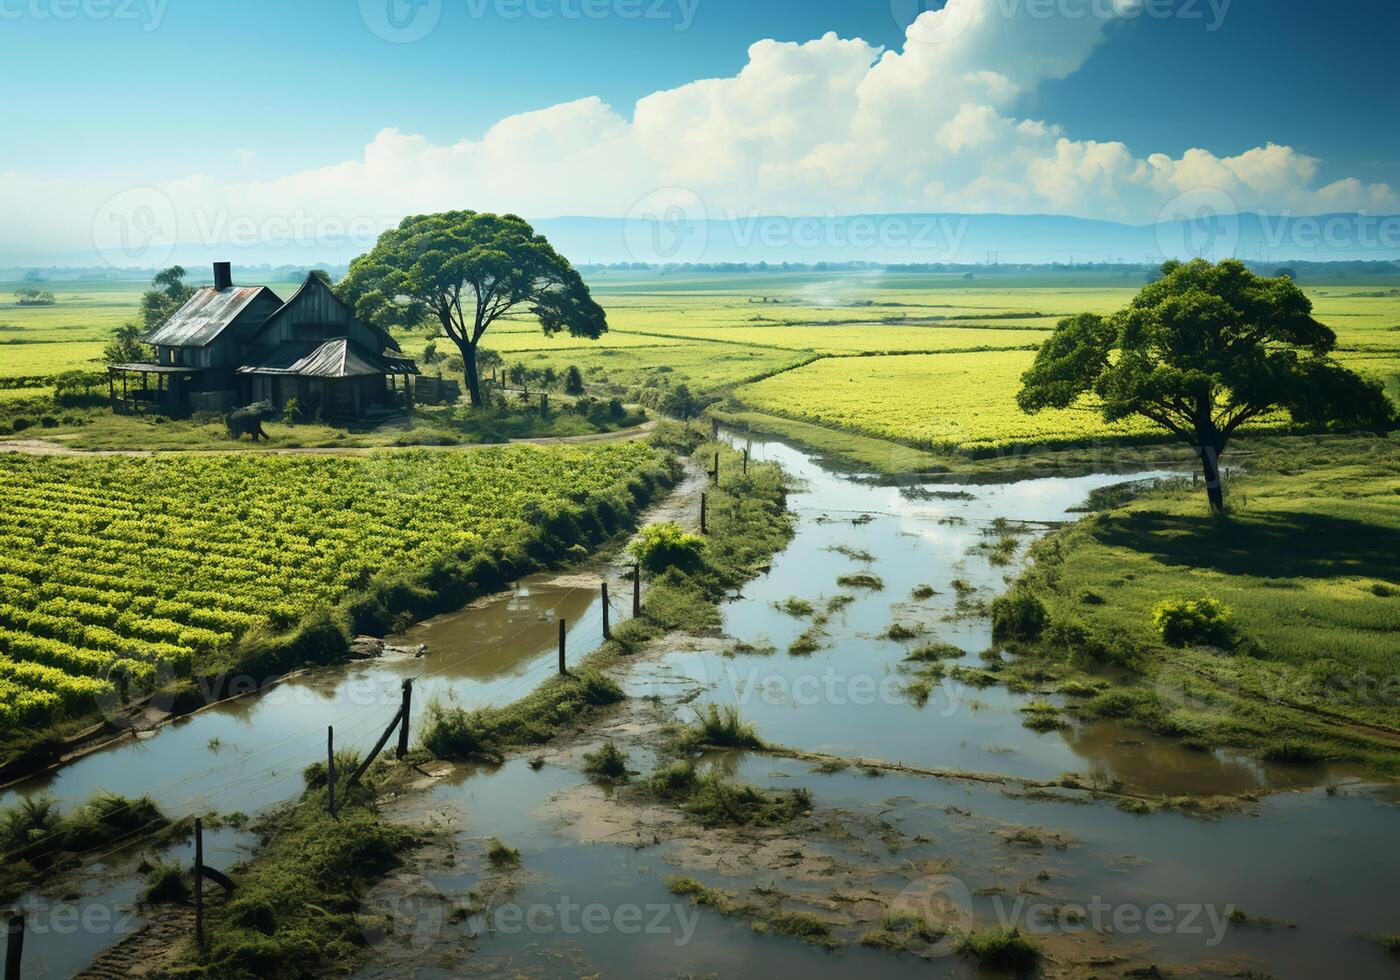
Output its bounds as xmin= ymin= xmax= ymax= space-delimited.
xmin=144 ymin=286 xmax=278 ymax=348
xmin=236 ymin=338 xmax=415 ymax=378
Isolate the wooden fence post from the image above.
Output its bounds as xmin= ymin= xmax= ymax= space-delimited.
xmin=601 ymin=583 xmax=611 ymax=641
xmin=327 ymin=726 xmax=337 ymax=817
xmin=632 ymin=565 xmax=641 ymax=617
xmin=700 ymin=493 xmax=708 ymax=535
xmin=395 ymin=679 xmax=413 ymax=760
xmin=347 ymin=703 xmax=405 ymax=788
xmin=712 ymin=451 xmax=720 ymax=484
xmin=194 ymin=817 xmax=205 ymax=952
xmin=558 ymin=619 xmax=567 ymax=675
xmin=743 ymin=448 xmax=749 ymax=474
xmin=5 ymin=913 xmax=23 ymax=980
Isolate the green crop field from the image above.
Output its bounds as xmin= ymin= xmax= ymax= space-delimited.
xmin=733 ymin=349 xmax=1171 ymax=452
xmin=4 ymin=270 xmax=1398 ymax=462
xmin=0 ymin=443 xmax=666 ymax=730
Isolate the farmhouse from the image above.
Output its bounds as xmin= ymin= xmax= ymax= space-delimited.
xmin=109 ymin=262 xmax=419 ymax=418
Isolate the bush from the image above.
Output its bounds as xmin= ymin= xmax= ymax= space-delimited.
xmin=142 ymin=859 xmax=190 ymax=903
xmin=631 ymin=522 xmax=706 ymax=575
xmin=581 ymin=740 xmax=630 ymax=782
xmin=959 ymin=926 xmax=1041 ymax=972
xmin=990 ymin=589 xmax=1047 ymax=643
xmin=564 ymin=365 xmax=585 ymax=395
xmin=1152 ymin=596 xmax=1234 ymax=648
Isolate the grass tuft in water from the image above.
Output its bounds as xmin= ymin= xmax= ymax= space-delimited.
xmin=142 ymin=859 xmax=190 ymax=904
xmin=836 ymin=573 xmax=885 ymax=591
xmin=958 ymin=926 xmax=1042 ymax=971
xmin=486 ymin=837 xmax=521 ymax=869
xmin=581 ymin=740 xmax=630 ymax=783
xmin=773 ymin=596 xmax=815 ymax=617
xmin=675 ymin=703 xmax=765 ymax=750
xmin=788 ymin=625 xmax=826 ymax=655
xmin=882 ymin=622 xmax=925 ymax=641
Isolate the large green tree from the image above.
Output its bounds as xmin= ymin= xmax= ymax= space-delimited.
xmin=1017 ymin=259 xmax=1395 ymax=512
xmin=140 ymin=265 xmax=193 ymax=330
xmin=338 ymin=211 xmax=606 ymax=406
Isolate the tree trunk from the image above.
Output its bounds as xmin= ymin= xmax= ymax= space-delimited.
xmin=1198 ymin=444 xmax=1225 ymax=513
xmin=461 ymin=343 xmax=483 ymax=408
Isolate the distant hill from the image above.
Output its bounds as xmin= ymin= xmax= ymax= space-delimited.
xmin=10 ymin=211 xmax=1399 ymax=271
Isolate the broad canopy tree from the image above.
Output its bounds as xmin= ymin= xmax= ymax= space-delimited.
xmin=1017 ymin=259 xmax=1395 ymax=512
xmin=339 ymin=211 xmax=606 ymax=406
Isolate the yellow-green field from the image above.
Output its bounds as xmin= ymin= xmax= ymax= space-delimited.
xmin=4 ymin=271 xmax=1398 ymax=460
xmin=733 ymin=350 xmax=1164 ymax=452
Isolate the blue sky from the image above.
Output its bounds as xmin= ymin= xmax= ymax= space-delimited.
xmin=2 ymin=0 xmax=1392 ymax=187
xmin=3 ymin=0 xmax=1396 ymax=263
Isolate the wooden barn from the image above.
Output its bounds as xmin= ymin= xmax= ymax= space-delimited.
xmin=109 ymin=262 xmax=419 ymax=418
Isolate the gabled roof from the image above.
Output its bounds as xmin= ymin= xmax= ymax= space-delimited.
xmin=144 ymin=286 xmax=282 ymax=348
xmin=258 ymin=274 xmax=401 ymax=353
xmin=235 ymin=338 xmax=419 ymax=379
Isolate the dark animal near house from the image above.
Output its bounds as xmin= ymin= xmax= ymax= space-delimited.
xmin=226 ymin=400 xmax=276 ymax=441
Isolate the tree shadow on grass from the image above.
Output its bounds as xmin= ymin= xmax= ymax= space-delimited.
xmin=1092 ymin=509 xmax=1400 ymax=582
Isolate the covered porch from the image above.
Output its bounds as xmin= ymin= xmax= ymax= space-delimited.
xmin=235 ymin=339 xmax=419 ymax=419
xmin=108 ymin=363 xmax=202 ymax=416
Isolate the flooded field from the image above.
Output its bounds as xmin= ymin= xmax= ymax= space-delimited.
xmin=376 ymin=433 xmax=1400 ymax=978
xmin=6 ymin=434 xmax=1398 ymax=977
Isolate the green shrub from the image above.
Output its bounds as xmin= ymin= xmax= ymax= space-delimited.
xmin=1152 ymin=596 xmax=1234 ymax=647
xmin=486 ymin=837 xmax=521 ymax=869
xmin=581 ymin=740 xmax=630 ymax=782
xmin=563 ymin=365 xmax=585 ymax=395
xmin=142 ymin=859 xmax=190 ymax=903
xmin=631 ymin=522 xmax=707 ymax=575
xmin=685 ymin=703 xmax=764 ymax=749
xmin=958 ymin=926 xmax=1041 ymax=972
xmin=990 ymin=589 xmax=1047 ymax=642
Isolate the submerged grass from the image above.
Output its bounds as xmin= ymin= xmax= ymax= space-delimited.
xmin=645 ymin=763 xmax=811 ymax=827
xmin=836 ymin=572 xmax=885 ymax=591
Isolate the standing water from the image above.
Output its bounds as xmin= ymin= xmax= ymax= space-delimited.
xmin=4 ymin=434 xmax=1397 ymax=977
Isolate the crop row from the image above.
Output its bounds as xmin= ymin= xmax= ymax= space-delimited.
xmin=0 ymin=443 xmax=666 ymax=731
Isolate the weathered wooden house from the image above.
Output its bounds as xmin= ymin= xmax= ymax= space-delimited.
xmin=109 ymin=262 xmax=418 ymax=418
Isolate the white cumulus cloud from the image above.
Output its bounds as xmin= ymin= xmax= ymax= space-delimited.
xmin=1 ymin=0 xmax=1393 ymax=263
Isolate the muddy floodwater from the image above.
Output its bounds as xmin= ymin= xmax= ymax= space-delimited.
xmin=5 ymin=434 xmax=1398 ymax=977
